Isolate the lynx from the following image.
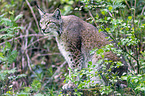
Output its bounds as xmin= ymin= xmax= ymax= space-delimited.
xmin=32 ymin=2 xmax=128 ymax=89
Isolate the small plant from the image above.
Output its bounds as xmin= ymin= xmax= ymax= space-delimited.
xmin=0 ymin=4 xmax=24 ymax=95
xmin=63 ymin=0 xmax=145 ymax=95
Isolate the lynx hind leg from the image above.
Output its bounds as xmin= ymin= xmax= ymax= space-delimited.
xmin=62 ymin=80 xmax=76 ymax=89
xmin=91 ymin=52 xmax=120 ymax=85
xmin=91 ymin=51 xmax=127 ymax=86
xmin=62 ymin=49 xmax=83 ymax=89
xmin=90 ymin=53 xmax=106 ymax=85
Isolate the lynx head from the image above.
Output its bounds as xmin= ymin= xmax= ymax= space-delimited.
xmin=38 ymin=8 xmax=62 ymax=36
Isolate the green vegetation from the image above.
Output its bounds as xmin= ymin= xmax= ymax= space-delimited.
xmin=0 ymin=0 xmax=144 ymax=96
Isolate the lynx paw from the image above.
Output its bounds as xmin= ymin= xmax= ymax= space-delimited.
xmin=62 ymin=82 xmax=76 ymax=89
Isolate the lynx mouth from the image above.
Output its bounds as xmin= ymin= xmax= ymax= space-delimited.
xmin=43 ymin=31 xmax=50 ymax=34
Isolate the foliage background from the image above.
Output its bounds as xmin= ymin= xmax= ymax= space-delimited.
xmin=0 ymin=0 xmax=144 ymax=96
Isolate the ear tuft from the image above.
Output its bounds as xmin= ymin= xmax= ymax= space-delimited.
xmin=30 ymin=1 xmax=37 ymax=7
xmin=31 ymin=1 xmax=45 ymax=16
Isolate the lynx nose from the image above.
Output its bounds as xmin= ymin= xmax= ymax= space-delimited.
xmin=42 ymin=29 xmax=45 ymax=32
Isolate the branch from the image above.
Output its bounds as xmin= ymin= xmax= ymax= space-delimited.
xmin=0 ymin=34 xmax=45 ymax=46
xmin=88 ymin=10 xmax=98 ymax=27
xmin=125 ymin=0 xmax=130 ymax=9
xmin=40 ymin=61 xmax=67 ymax=90
xmin=26 ymin=36 xmax=49 ymax=49
xmin=141 ymin=5 xmax=145 ymax=15
xmin=25 ymin=50 xmax=37 ymax=76
xmin=25 ymin=0 xmax=40 ymax=32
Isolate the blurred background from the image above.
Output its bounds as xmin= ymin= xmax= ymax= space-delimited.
xmin=0 ymin=0 xmax=144 ymax=95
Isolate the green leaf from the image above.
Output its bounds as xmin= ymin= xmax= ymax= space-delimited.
xmin=141 ymin=87 xmax=145 ymax=91
xmin=0 ymin=52 xmax=4 ymax=58
xmin=14 ymin=14 xmax=23 ymax=21
xmin=6 ymin=42 xmax=11 ymax=48
xmin=128 ymin=16 xmax=132 ymax=20
xmin=0 ymin=13 xmax=6 ymax=18
xmin=62 ymin=5 xmax=72 ymax=15
xmin=16 ymin=92 xmax=30 ymax=96
xmin=121 ymin=76 xmax=127 ymax=80
xmin=135 ymin=86 xmax=145 ymax=91
xmin=97 ymin=59 xmax=103 ymax=64
xmin=88 ymin=61 xmax=92 ymax=65
xmin=0 ymin=28 xmax=9 ymax=32
xmin=8 ymin=50 xmax=18 ymax=63
xmin=97 ymin=49 xmax=104 ymax=54
xmin=101 ymin=54 xmax=105 ymax=58
xmin=90 ymin=48 xmax=98 ymax=55
xmin=0 ymin=34 xmax=14 ymax=39
xmin=98 ymin=29 xmax=102 ymax=32
xmin=101 ymin=10 xmax=106 ymax=15
xmin=34 ymin=93 xmax=44 ymax=96
xmin=31 ymin=79 xmax=41 ymax=91
xmin=108 ymin=6 xmax=113 ymax=11
xmin=1 ymin=18 xmax=12 ymax=26
xmin=68 ymin=1 xmax=74 ymax=5
xmin=105 ymin=27 xmax=110 ymax=32
xmin=16 ymin=74 xmax=26 ymax=79
xmin=8 ymin=68 xmax=16 ymax=74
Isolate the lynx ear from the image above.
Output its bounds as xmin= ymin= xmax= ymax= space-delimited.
xmin=53 ymin=8 xmax=61 ymax=20
xmin=30 ymin=1 xmax=45 ymax=16
xmin=38 ymin=8 xmax=45 ymax=16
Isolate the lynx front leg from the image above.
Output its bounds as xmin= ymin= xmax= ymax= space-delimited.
xmin=62 ymin=69 xmax=78 ymax=89
xmin=62 ymin=51 xmax=83 ymax=89
xmin=56 ymin=38 xmax=83 ymax=89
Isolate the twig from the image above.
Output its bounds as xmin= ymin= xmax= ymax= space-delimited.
xmin=41 ymin=61 xmax=67 ymax=90
xmin=25 ymin=50 xmax=37 ymax=75
xmin=26 ymin=36 xmax=49 ymax=49
xmin=138 ymin=5 xmax=145 ymax=28
xmin=107 ymin=10 xmax=113 ymax=18
xmin=24 ymin=22 xmax=37 ymax=76
xmin=134 ymin=0 xmax=136 ymax=21
xmin=0 ymin=34 xmax=45 ymax=46
xmin=141 ymin=5 xmax=145 ymax=15
xmin=133 ymin=0 xmax=140 ymax=74
xmin=125 ymin=0 xmax=130 ymax=9
xmin=25 ymin=22 xmax=32 ymax=49
xmin=41 ymin=53 xmax=61 ymax=56
xmin=88 ymin=10 xmax=98 ymax=27
xmin=25 ymin=0 xmax=40 ymax=32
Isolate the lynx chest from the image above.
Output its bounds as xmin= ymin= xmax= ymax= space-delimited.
xmin=56 ymin=37 xmax=72 ymax=65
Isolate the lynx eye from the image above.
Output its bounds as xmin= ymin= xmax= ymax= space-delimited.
xmin=46 ymin=21 xmax=51 ymax=25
